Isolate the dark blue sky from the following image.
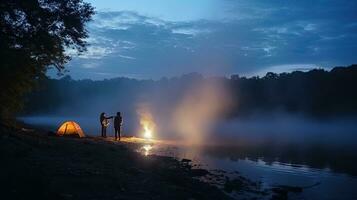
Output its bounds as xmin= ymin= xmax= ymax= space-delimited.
xmin=57 ymin=0 xmax=357 ymax=80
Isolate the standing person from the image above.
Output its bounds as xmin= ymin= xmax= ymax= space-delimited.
xmin=114 ymin=112 xmax=123 ymax=141
xmin=100 ymin=112 xmax=113 ymax=138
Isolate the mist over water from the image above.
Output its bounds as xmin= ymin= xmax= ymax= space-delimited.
xmin=19 ymin=113 xmax=357 ymax=147
xmin=213 ymin=113 xmax=357 ymax=146
xmin=20 ymin=75 xmax=357 ymax=178
xmin=22 ymin=76 xmax=235 ymax=142
xmin=19 ymin=81 xmax=357 ymax=200
xmin=20 ymin=76 xmax=357 ymax=146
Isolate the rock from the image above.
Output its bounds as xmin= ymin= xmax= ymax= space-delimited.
xmin=272 ymin=185 xmax=303 ymax=194
xmin=272 ymin=187 xmax=288 ymax=196
xmin=22 ymin=128 xmax=34 ymax=132
xmin=279 ymin=185 xmax=303 ymax=193
xmin=59 ymin=193 xmax=73 ymax=199
xmin=190 ymin=169 xmax=209 ymax=177
xmin=47 ymin=131 xmax=56 ymax=136
xmin=181 ymin=158 xmax=192 ymax=163
xmin=271 ymin=185 xmax=303 ymax=200
xmin=128 ymin=167 xmax=144 ymax=174
xmin=224 ymin=178 xmax=244 ymax=193
xmin=271 ymin=193 xmax=287 ymax=200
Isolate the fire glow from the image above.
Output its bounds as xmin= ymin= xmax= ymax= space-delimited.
xmin=142 ymin=144 xmax=152 ymax=156
xmin=138 ymin=105 xmax=156 ymax=140
xmin=143 ymin=125 xmax=152 ymax=139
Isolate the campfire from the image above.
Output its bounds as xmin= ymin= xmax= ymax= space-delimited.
xmin=140 ymin=117 xmax=155 ymax=139
xmin=138 ymin=106 xmax=156 ymax=140
xmin=143 ymin=124 xmax=152 ymax=139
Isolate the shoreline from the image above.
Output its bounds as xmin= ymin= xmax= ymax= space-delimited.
xmin=0 ymin=123 xmax=309 ymax=200
xmin=0 ymin=124 xmax=233 ymax=200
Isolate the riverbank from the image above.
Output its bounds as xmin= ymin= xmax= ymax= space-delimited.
xmin=0 ymin=124 xmax=232 ymax=200
xmin=1 ymin=123 xmax=319 ymax=200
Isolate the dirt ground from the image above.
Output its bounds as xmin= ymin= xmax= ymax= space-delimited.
xmin=0 ymin=124 xmax=232 ymax=200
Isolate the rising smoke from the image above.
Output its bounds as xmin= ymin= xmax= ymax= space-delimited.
xmin=170 ymin=79 xmax=233 ymax=145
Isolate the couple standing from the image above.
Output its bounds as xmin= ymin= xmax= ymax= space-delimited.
xmin=100 ymin=112 xmax=123 ymax=141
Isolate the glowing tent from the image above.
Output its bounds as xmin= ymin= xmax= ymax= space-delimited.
xmin=56 ymin=121 xmax=85 ymax=138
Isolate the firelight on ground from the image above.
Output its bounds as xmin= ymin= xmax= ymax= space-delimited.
xmin=142 ymin=144 xmax=152 ymax=156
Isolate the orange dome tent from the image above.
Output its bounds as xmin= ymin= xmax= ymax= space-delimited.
xmin=57 ymin=121 xmax=85 ymax=138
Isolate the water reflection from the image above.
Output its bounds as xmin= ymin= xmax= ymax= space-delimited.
xmin=141 ymin=144 xmax=153 ymax=156
xmin=138 ymin=144 xmax=357 ymax=200
xmin=200 ymin=143 xmax=357 ymax=176
xmin=19 ymin=116 xmax=357 ymax=199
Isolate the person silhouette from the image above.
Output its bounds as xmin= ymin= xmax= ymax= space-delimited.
xmin=114 ymin=112 xmax=123 ymax=141
xmin=100 ymin=112 xmax=113 ymax=138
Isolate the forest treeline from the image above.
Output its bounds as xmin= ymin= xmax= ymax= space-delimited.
xmin=24 ymin=65 xmax=357 ymax=118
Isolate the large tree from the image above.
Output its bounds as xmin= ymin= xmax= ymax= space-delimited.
xmin=0 ymin=0 xmax=94 ymax=119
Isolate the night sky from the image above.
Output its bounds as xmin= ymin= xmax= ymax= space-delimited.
xmin=56 ymin=0 xmax=357 ymax=80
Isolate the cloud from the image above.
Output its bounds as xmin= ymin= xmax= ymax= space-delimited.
xmin=171 ymin=27 xmax=210 ymax=36
xmin=90 ymin=11 xmax=166 ymax=30
xmin=81 ymin=62 xmax=101 ymax=69
xmin=62 ymin=1 xmax=357 ymax=80
xmin=118 ymin=54 xmax=136 ymax=60
xmin=78 ymin=46 xmax=113 ymax=59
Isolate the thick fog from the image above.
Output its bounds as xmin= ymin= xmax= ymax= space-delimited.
xmin=21 ymin=76 xmax=233 ymax=144
xmin=20 ymin=75 xmax=357 ymax=147
xmin=212 ymin=114 xmax=357 ymax=146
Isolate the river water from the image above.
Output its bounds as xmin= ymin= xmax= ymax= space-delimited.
xmin=136 ymin=143 xmax=357 ymax=200
xmin=20 ymin=116 xmax=357 ymax=200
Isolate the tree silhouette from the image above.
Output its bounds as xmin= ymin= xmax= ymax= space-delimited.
xmin=0 ymin=0 xmax=94 ymax=119
xmin=24 ymin=65 xmax=357 ymax=118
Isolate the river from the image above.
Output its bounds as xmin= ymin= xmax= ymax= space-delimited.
xmin=19 ymin=115 xmax=357 ymax=200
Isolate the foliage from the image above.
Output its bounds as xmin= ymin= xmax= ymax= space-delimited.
xmin=24 ymin=65 xmax=357 ymax=118
xmin=0 ymin=0 xmax=94 ymax=119
xmin=228 ymin=65 xmax=357 ymax=117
